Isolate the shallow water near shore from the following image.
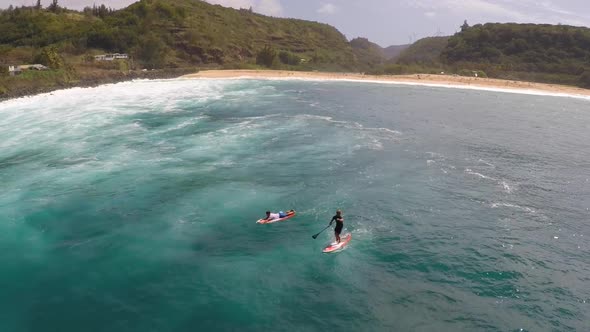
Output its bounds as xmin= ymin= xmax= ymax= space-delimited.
xmin=1 ymin=78 xmax=589 ymax=331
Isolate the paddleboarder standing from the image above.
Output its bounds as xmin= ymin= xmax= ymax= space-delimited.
xmin=329 ymin=209 xmax=344 ymax=243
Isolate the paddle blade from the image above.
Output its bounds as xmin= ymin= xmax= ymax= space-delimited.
xmin=312 ymin=234 xmax=318 ymax=239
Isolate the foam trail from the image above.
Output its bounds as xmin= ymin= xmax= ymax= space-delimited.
xmin=465 ymin=168 xmax=495 ymax=180
xmin=491 ymin=202 xmax=536 ymax=213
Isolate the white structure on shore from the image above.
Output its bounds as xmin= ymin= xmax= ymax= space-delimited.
xmin=8 ymin=65 xmax=20 ymax=76
xmin=7 ymin=64 xmax=48 ymax=75
xmin=19 ymin=64 xmax=49 ymax=70
xmin=94 ymin=53 xmax=129 ymax=61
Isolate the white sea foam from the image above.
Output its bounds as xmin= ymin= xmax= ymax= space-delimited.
xmin=426 ymin=152 xmax=445 ymax=158
xmin=0 ymin=78 xmax=228 ymax=112
xmin=465 ymin=168 xmax=517 ymax=194
xmin=158 ymin=116 xmax=209 ymax=133
xmin=368 ymin=138 xmax=384 ymax=150
xmin=465 ymin=168 xmax=495 ymax=180
xmin=227 ymin=114 xmax=284 ymax=122
xmin=294 ymin=114 xmax=402 ymax=136
xmin=184 ymin=76 xmax=590 ymax=101
xmin=491 ymin=202 xmax=536 ymax=213
xmin=478 ymin=159 xmax=496 ymax=168
xmin=501 ymin=181 xmax=513 ymax=193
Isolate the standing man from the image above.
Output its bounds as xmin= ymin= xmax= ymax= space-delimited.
xmin=329 ymin=209 xmax=344 ymax=243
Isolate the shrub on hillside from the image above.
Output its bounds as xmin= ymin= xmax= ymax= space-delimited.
xmin=278 ymin=50 xmax=300 ymax=65
xmin=256 ymin=45 xmax=277 ymax=68
xmin=458 ymin=69 xmax=487 ymax=78
xmin=34 ymin=46 xmax=63 ymax=69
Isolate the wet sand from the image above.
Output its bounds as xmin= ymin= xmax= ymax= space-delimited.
xmin=182 ymin=70 xmax=590 ymax=98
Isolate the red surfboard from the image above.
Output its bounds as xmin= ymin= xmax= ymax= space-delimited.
xmin=256 ymin=211 xmax=296 ymax=224
xmin=323 ymin=233 xmax=352 ymax=253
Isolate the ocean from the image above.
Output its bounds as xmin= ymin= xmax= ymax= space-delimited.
xmin=1 ymin=78 xmax=589 ymax=331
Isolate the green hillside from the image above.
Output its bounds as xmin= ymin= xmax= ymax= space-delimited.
xmin=396 ymin=36 xmax=449 ymax=65
xmin=383 ymin=44 xmax=409 ymax=60
xmin=364 ymin=37 xmax=447 ymax=76
xmin=0 ymin=0 xmax=365 ymax=98
xmin=350 ymin=37 xmax=386 ymax=71
xmin=441 ymin=23 xmax=590 ymax=87
xmin=372 ymin=23 xmax=590 ymax=88
xmin=0 ymin=0 xmax=356 ymax=70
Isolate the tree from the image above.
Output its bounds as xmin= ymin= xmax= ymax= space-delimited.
xmin=256 ymin=45 xmax=277 ymax=67
xmin=278 ymin=50 xmax=300 ymax=65
xmin=34 ymin=46 xmax=63 ymax=69
xmin=461 ymin=20 xmax=470 ymax=32
xmin=83 ymin=54 xmax=95 ymax=63
xmin=96 ymin=4 xmax=111 ymax=18
xmin=83 ymin=6 xmax=92 ymax=16
xmin=137 ymin=34 xmax=167 ymax=69
xmin=35 ymin=0 xmax=42 ymax=10
xmin=48 ymin=0 xmax=60 ymax=13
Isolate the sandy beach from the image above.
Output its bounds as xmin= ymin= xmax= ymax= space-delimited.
xmin=183 ymin=70 xmax=590 ymax=98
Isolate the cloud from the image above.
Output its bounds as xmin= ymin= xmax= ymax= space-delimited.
xmin=206 ymin=0 xmax=283 ymax=16
xmin=405 ymin=0 xmax=590 ymax=26
xmin=317 ymin=3 xmax=337 ymax=15
xmin=493 ymin=0 xmax=590 ymax=26
xmin=424 ymin=11 xmax=436 ymax=18
xmin=404 ymin=0 xmax=527 ymax=21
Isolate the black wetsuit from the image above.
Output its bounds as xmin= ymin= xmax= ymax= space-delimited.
xmin=331 ymin=215 xmax=344 ymax=234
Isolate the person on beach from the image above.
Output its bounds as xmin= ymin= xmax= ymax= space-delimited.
xmin=263 ymin=210 xmax=295 ymax=221
xmin=329 ymin=209 xmax=344 ymax=243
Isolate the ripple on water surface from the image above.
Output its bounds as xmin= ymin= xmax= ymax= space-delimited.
xmin=1 ymin=78 xmax=589 ymax=331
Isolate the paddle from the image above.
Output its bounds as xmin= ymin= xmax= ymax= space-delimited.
xmin=312 ymin=223 xmax=332 ymax=239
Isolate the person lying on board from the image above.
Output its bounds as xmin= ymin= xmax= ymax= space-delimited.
xmin=263 ymin=210 xmax=295 ymax=221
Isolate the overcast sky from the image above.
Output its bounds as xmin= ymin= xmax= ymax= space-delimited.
xmin=2 ymin=0 xmax=590 ymax=46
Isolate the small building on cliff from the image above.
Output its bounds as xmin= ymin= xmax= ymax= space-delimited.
xmin=94 ymin=53 xmax=129 ymax=61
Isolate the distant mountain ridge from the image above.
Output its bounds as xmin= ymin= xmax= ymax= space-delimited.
xmin=396 ymin=36 xmax=449 ymax=65
xmin=383 ymin=44 xmax=410 ymax=60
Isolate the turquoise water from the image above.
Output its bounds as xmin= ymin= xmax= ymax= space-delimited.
xmin=1 ymin=78 xmax=589 ymax=331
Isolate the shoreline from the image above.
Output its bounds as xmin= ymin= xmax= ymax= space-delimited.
xmin=4 ymin=69 xmax=590 ymax=103
xmin=0 ymin=68 xmax=195 ymax=102
xmin=182 ymin=70 xmax=590 ymax=99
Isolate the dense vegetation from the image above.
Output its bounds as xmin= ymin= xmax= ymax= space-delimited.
xmin=0 ymin=0 xmax=358 ymax=98
xmin=368 ymin=22 xmax=590 ymax=88
xmin=397 ymin=36 xmax=449 ymax=66
xmin=382 ymin=44 xmax=409 ymax=60
xmin=350 ymin=37 xmax=387 ymax=72
xmin=0 ymin=0 xmax=356 ymax=70
xmin=367 ymin=37 xmax=448 ymax=75
xmin=441 ymin=23 xmax=590 ymax=87
xmin=2 ymin=2 xmax=590 ymax=98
